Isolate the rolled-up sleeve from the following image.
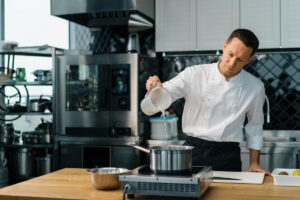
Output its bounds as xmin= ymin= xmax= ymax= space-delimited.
xmin=245 ymin=85 xmax=265 ymax=150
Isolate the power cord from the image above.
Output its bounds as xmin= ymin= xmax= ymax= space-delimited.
xmin=0 ymin=85 xmax=23 ymax=121
xmin=122 ymin=184 xmax=131 ymax=200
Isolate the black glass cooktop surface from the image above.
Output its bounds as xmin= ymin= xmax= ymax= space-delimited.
xmin=133 ymin=165 xmax=206 ymax=177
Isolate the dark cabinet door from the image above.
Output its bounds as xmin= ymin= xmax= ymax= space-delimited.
xmin=60 ymin=144 xmax=141 ymax=170
xmin=111 ymin=146 xmax=140 ymax=170
xmin=60 ymin=144 xmax=83 ymax=168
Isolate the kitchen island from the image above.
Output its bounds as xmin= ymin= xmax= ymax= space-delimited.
xmin=0 ymin=168 xmax=298 ymax=200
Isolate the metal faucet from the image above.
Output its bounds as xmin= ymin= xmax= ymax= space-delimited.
xmin=265 ymin=95 xmax=270 ymax=123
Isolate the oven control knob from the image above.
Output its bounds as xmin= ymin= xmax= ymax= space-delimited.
xmin=119 ymin=98 xmax=129 ymax=109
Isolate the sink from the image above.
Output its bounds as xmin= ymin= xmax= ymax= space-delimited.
xmin=262 ymin=130 xmax=300 ymax=142
xmin=263 ymin=137 xmax=297 ymax=142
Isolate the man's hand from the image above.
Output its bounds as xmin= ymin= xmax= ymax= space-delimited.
xmin=248 ymin=163 xmax=271 ymax=176
xmin=248 ymin=149 xmax=271 ymax=176
xmin=146 ymin=75 xmax=161 ymax=94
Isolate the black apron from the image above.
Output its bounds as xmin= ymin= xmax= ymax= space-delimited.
xmin=185 ymin=135 xmax=242 ymax=171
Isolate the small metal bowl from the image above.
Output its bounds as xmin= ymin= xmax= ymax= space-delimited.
xmin=87 ymin=167 xmax=129 ymax=190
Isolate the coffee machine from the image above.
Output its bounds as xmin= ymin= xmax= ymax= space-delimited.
xmin=55 ymin=53 xmax=159 ymax=137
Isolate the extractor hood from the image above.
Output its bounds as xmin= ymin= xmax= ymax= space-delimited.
xmin=51 ymin=0 xmax=154 ymax=32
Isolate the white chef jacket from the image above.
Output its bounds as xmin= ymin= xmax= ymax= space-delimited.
xmin=163 ymin=62 xmax=265 ymax=150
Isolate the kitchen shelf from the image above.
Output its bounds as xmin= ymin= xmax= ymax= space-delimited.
xmin=0 ymin=112 xmax=52 ymax=115
xmin=0 ymin=45 xmax=65 ymax=57
xmin=0 ymin=81 xmax=52 ymax=86
xmin=0 ymin=45 xmax=61 ymax=185
xmin=0 ymin=143 xmax=53 ymax=148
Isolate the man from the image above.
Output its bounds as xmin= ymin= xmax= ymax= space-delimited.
xmin=146 ymin=29 xmax=270 ymax=175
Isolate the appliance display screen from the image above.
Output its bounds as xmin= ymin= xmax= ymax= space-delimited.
xmin=111 ymin=68 xmax=129 ymax=95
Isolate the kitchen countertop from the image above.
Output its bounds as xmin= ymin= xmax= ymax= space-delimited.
xmin=0 ymin=168 xmax=299 ymax=200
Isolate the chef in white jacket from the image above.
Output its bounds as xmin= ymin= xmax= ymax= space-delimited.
xmin=146 ymin=29 xmax=270 ymax=175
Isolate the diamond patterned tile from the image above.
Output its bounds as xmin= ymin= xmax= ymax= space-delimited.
xmin=162 ymin=53 xmax=299 ymax=130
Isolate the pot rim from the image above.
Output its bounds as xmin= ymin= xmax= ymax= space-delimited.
xmin=87 ymin=167 xmax=129 ymax=175
xmin=151 ymin=145 xmax=193 ymax=151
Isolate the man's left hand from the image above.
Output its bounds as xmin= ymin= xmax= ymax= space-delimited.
xmin=248 ymin=164 xmax=271 ymax=176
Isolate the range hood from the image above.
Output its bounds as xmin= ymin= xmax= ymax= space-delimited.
xmin=51 ymin=0 xmax=154 ymax=32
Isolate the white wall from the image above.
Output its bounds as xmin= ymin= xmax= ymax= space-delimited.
xmin=3 ymin=0 xmax=69 ymax=131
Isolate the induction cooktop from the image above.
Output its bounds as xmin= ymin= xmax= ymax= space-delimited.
xmin=119 ymin=165 xmax=213 ymax=199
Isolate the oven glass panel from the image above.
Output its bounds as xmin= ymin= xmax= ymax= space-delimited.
xmin=111 ymin=69 xmax=129 ymax=95
xmin=65 ymin=64 xmax=99 ymax=111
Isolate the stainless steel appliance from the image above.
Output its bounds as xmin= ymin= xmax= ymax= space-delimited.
xmin=51 ymin=0 xmax=154 ymax=32
xmin=119 ymin=165 xmax=213 ymax=198
xmin=55 ymin=53 xmax=156 ymax=137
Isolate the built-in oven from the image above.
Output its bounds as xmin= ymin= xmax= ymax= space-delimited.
xmin=55 ymin=53 xmax=143 ymax=137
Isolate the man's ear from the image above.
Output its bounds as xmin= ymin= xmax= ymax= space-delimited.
xmin=247 ymin=56 xmax=255 ymax=65
xmin=223 ymin=40 xmax=227 ymax=52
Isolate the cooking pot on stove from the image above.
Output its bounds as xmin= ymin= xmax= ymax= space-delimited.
xmin=132 ymin=145 xmax=193 ymax=174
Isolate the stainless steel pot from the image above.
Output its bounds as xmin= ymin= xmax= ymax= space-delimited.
xmin=35 ymin=120 xmax=52 ymax=144
xmin=0 ymin=124 xmax=14 ymax=144
xmin=0 ymin=166 xmax=8 ymax=188
xmin=9 ymin=148 xmax=32 ymax=177
xmin=28 ymin=96 xmax=51 ymax=112
xmin=0 ymin=147 xmax=6 ymax=167
xmin=36 ymin=155 xmax=51 ymax=176
xmin=133 ymin=145 xmax=193 ymax=174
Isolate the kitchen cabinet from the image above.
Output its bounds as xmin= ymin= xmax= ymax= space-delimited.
xmin=196 ymin=0 xmax=239 ymax=50
xmin=156 ymin=0 xmax=239 ymax=52
xmin=59 ymin=141 xmax=141 ymax=170
xmin=156 ymin=0 xmax=300 ymax=52
xmin=236 ymin=0 xmax=300 ymax=49
xmin=60 ymin=144 xmax=83 ymax=168
xmin=155 ymin=0 xmax=197 ymax=51
xmin=240 ymin=0 xmax=280 ymax=48
xmin=281 ymin=0 xmax=300 ymax=47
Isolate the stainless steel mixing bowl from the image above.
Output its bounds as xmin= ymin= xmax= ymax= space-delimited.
xmin=87 ymin=167 xmax=129 ymax=190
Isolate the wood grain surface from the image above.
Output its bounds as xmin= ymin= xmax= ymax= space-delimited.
xmin=0 ymin=168 xmax=299 ymax=200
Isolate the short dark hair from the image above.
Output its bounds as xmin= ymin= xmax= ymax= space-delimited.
xmin=227 ymin=29 xmax=259 ymax=56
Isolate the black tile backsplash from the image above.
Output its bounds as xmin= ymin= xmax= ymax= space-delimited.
xmin=161 ymin=52 xmax=300 ymax=130
xmin=246 ymin=53 xmax=299 ymax=130
xmin=71 ymin=23 xmax=154 ymax=54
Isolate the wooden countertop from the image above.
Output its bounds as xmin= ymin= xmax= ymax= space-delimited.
xmin=0 ymin=168 xmax=299 ymax=200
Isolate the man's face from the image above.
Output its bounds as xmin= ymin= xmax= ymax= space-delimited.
xmin=219 ymin=37 xmax=254 ymax=80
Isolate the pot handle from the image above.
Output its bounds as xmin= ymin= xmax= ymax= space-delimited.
xmin=131 ymin=145 xmax=150 ymax=154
